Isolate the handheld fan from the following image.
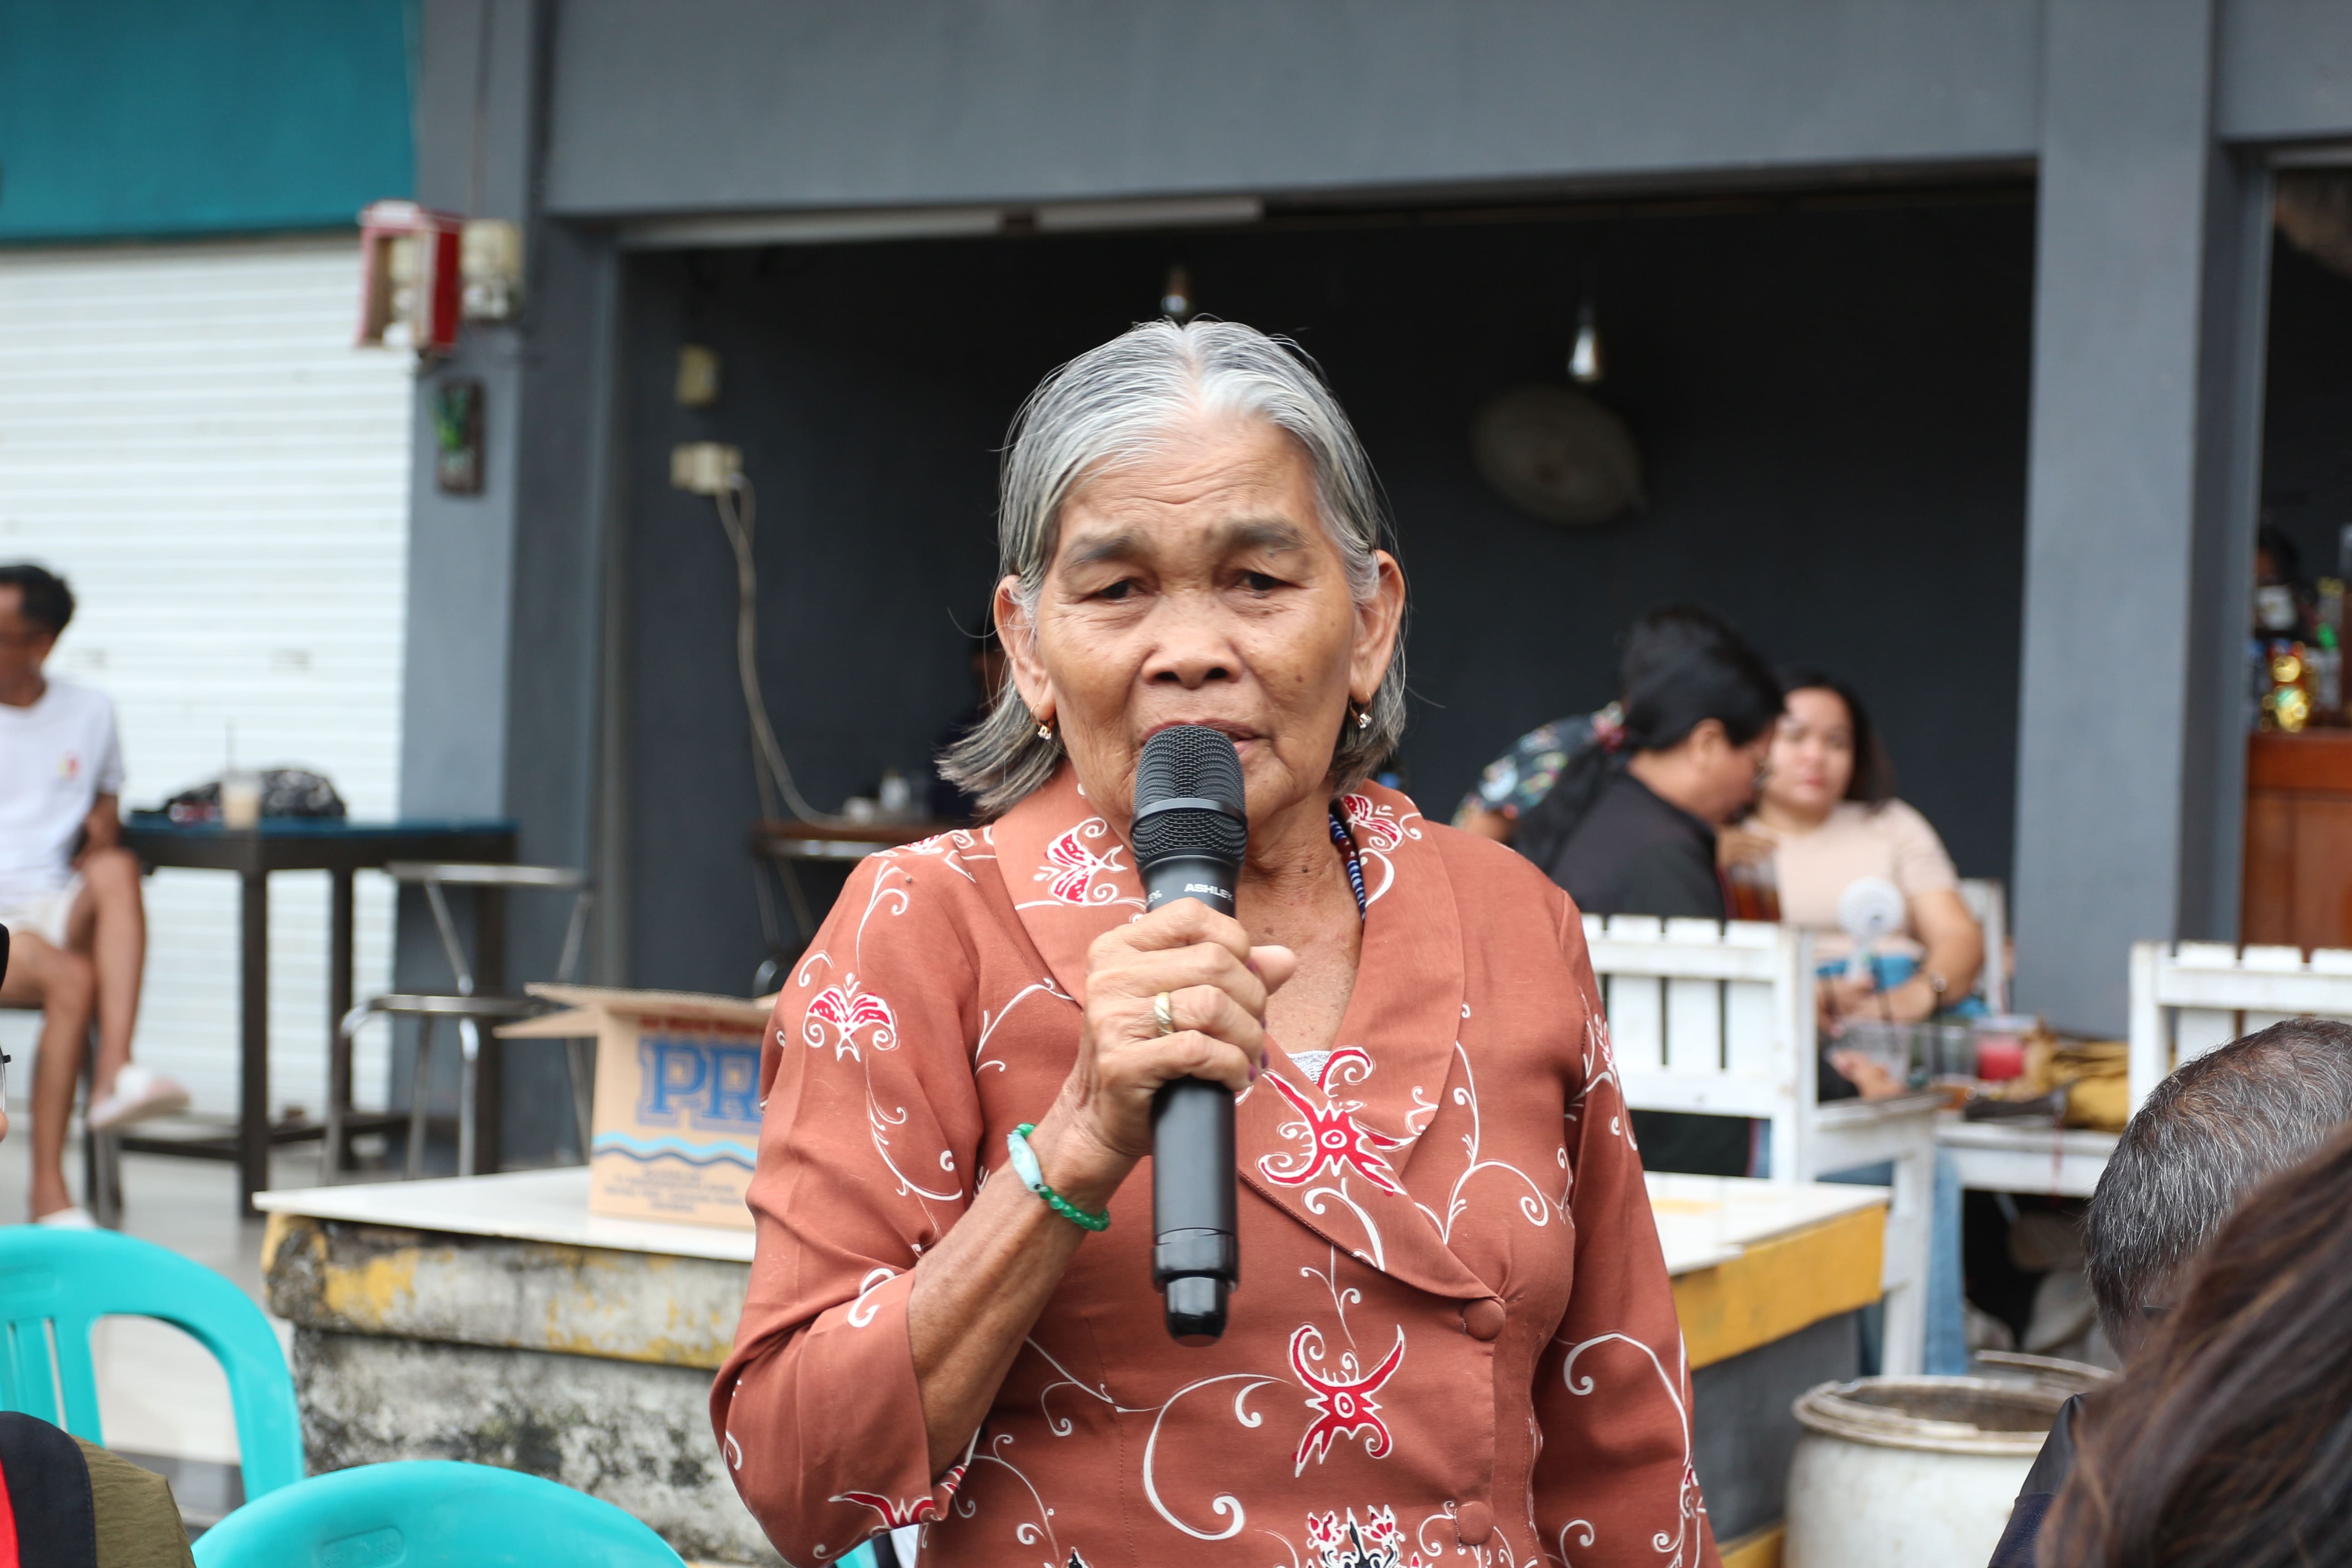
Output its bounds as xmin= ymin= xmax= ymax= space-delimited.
xmin=1836 ymin=877 xmax=1907 ymax=984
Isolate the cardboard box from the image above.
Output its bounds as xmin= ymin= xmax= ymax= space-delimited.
xmin=503 ymin=984 xmax=773 ymax=1230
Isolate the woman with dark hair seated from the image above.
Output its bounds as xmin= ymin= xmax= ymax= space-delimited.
xmin=2042 ymin=1120 xmax=2352 ymax=1567
xmin=1739 ymin=670 xmax=1982 ymax=1049
xmin=1513 ymin=627 xmax=1782 ymax=1176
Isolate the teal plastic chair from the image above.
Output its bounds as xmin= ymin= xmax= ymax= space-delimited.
xmin=192 ymin=1461 xmax=690 ymax=1567
xmin=0 ymin=1226 xmax=304 ymax=1498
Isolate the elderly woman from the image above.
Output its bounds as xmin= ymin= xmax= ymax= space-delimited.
xmin=713 ymin=322 xmax=1712 ymax=1568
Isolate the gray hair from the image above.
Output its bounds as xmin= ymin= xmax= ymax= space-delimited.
xmin=941 ymin=318 xmax=1405 ymax=817
xmin=2085 ymin=1017 xmax=2352 ymax=1348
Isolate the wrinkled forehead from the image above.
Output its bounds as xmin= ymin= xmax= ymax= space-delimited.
xmin=1047 ymin=412 xmax=1331 ymax=571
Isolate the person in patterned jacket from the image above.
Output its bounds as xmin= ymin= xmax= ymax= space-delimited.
xmin=1451 ymin=604 xmax=1749 ymax=847
xmin=713 ymin=321 xmax=1714 ymax=1568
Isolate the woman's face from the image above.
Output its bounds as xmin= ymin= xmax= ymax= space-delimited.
xmin=1765 ymin=686 xmax=1855 ymax=819
xmin=1000 ymin=413 xmax=1404 ymax=835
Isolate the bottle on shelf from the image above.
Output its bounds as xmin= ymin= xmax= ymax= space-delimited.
xmin=2314 ymin=625 xmax=2345 ymax=723
xmin=2263 ymin=640 xmax=2316 ymax=733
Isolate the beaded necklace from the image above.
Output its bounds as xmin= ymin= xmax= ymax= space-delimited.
xmin=1327 ymin=807 xmax=1369 ymax=920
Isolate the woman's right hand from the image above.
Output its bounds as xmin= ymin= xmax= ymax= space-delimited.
xmin=1044 ymin=900 xmax=1297 ymax=1201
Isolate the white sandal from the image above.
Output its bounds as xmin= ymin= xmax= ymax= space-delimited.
xmin=87 ymin=1063 xmax=191 ymax=1131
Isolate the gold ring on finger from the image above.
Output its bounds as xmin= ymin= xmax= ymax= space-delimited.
xmin=1153 ymin=991 xmax=1176 ymax=1036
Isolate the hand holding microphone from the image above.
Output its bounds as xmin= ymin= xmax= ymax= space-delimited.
xmin=1131 ymin=725 xmax=1253 ymax=1345
xmin=1049 ymin=726 xmax=1291 ymax=1344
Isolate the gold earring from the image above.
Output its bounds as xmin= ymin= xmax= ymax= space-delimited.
xmin=1355 ymin=705 xmax=1372 ymax=731
xmin=1036 ymin=718 xmax=1054 ymax=742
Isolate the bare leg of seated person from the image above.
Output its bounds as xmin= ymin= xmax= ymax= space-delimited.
xmin=0 ymin=853 xmax=189 ymax=1220
xmin=0 ymin=931 xmax=94 ymax=1220
xmin=69 ymin=848 xmax=186 ymax=1131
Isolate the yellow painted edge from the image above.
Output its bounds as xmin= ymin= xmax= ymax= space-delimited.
xmin=1718 ymin=1522 xmax=1784 ymax=1568
xmin=260 ymin=1210 xmax=294 ymax=1277
xmin=1671 ymin=1204 xmax=1884 ymax=1370
xmin=265 ymin=1216 xmax=735 ymax=1370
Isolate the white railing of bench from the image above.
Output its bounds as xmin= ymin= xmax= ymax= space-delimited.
xmin=1583 ymin=913 xmax=1933 ymax=1374
xmin=2127 ymin=941 xmax=2352 ymax=1110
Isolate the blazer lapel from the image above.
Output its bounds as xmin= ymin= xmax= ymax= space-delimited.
xmin=992 ymin=768 xmax=1148 ymax=1005
xmin=1235 ymin=785 xmax=1490 ymax=1301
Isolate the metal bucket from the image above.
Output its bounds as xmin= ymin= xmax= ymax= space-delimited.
xmin=1783 ymin=1377 xmax=2068 ymax=1568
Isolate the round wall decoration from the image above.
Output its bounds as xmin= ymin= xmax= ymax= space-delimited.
xmin=1470 ymin=384 xmax=1645 ymax=527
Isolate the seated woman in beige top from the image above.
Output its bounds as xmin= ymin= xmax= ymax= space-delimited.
xmin=1740 ymin=670 xmax=1983 ymax=1039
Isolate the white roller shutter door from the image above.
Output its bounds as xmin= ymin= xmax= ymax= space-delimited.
xmin=0 ymin=234 xmax=413 ymax=1122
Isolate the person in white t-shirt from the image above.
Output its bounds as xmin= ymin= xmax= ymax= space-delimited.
xmin=0 ymin=566 xmax=186 ymax=1223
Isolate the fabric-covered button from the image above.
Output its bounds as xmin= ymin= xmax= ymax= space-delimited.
xmin=1454 ymin=1501 xmax=1495 ymax=1546
xmin=1462 ymin=1298 xmax=1506 ymax=1341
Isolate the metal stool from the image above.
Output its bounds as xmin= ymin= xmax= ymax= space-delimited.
xmin=78 ymin=1042 xmax=122 ymax=1227
xmin=327 ymin=863 xmax=593 ymax=1181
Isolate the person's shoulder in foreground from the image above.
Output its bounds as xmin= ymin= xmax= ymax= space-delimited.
xmin=0 ymin=1411 xmax=196 ymax=1568
xmin=1422 ymin=804 xmax=1573 ymax=900
xmin=1425 ymin=818 xmax=1600 ymax=951
xmin=1986 ymin=1391 xmax=2079 ymax=1568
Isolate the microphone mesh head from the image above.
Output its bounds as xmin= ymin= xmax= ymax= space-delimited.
xmin=1132 ymin=725 xmax=1248 ymax=864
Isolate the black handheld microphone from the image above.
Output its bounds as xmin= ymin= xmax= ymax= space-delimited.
xmin=1132 ymin=724 xmax=1248 ymax=1346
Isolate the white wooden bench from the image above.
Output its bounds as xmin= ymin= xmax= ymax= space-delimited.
xmin=2127 ymin=940 xmax=2352 ymax=1111
xmin=1583 ymin=914 xmax=1936 ymax=1374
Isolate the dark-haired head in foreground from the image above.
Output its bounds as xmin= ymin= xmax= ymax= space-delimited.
xmin=2084 ymin=1015 xmax=2352 ymax=1353
xmin=2045 ymin=1121 xmax=2352 ymax=1568
xmin=1987 ymin=1017 xmax=2352 ymax=1568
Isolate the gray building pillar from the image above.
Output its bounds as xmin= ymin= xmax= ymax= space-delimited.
xmin=397 ymin=0 xmax=621 ymax=1160
xmin=2011 ymin=0 xmax=2273 ymax=1032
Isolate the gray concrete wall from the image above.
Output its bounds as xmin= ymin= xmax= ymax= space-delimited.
xmin=532 ymin=0 xmax=2352 ymax=223
xmin=541 ymin=0 xmax=2046 ymax=219
xmin=2216 ymin=0 xmax=2352 ymax=141
xmin=399 ymin=0 xmax=623 ymax=1158
xmin=2010 ymin=0 xmax=2274 ymax=1032
xmin=269 ymin=1213 xmax=772 ymax=1562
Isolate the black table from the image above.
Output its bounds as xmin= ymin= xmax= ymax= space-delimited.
xmin=121 ymin=815 xmax=518 ymax=1212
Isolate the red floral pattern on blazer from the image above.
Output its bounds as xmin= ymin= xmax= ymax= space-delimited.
xmin=712 ymin=770 xmax=1716 ymax=1568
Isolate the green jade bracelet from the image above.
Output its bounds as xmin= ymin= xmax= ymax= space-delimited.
xmin=1005 ymin=1122 xmax=1111 ymax=1232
